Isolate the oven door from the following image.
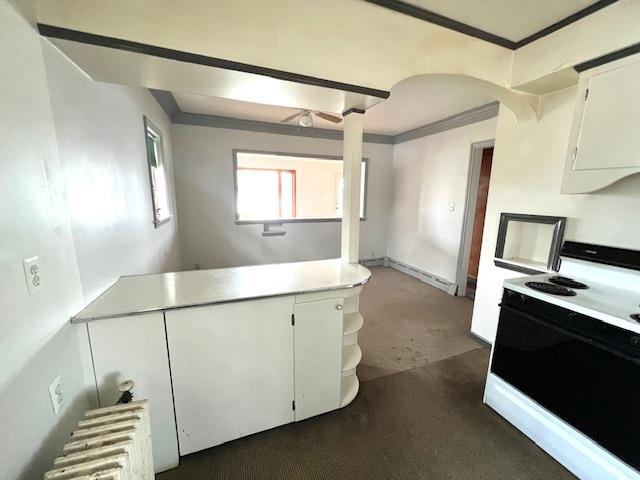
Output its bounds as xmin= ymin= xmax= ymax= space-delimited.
xmin=491 ymin=300 xmax=640 ymax=470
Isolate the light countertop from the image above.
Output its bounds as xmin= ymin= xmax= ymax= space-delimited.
xmin=72 ymin=259 xmax=371 ymax=322
xmin=504 ymin=274 xmax=640 ymax=334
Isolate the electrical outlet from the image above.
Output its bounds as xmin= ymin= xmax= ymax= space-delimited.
xmin=23 ymin=256 xmax=42 ymax=296
xmin=48 ymin=375 xmax=64 ymax=414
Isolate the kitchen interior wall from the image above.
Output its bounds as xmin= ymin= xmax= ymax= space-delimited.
xmin=172 ymin=125 xmax=393 ymax=269
xmin=387 ymin=118 xmax=497 ymax=283
xmin=42 ymin=41 xmax=181 ymax=303
xmin=0 ymin=4 xmax=182 ymax=479
xmin=0 ymin=4 xmax=91 ymax=479
xmin=471 ymin=92 xmax=640 ymax=343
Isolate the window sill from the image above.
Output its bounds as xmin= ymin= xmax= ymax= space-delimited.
xmin=493 ymin=257 xmax=551 ymax=275
xmin=236 ymin=217 xmax=367 ymax=225
xmin=154 ymin=215 xmax=173 ymax=228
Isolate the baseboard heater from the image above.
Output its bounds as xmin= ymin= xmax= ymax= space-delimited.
xmin=386 ymin=257 xmax=457 ymax=295
xmin=44 ymin=400 xmax=153 ymax=480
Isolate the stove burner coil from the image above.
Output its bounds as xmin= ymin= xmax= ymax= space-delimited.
xmin=549 ymin=276 xmax=589 ymax=289
xmin=525 ymin=281 xmax=577 ymax=296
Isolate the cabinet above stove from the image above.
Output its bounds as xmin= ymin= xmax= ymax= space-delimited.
xmin=562 ymin=53 xmax=640 ymax=194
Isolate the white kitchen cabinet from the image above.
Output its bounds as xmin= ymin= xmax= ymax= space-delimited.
xmin=165 ymin=297 xmax=295 ymax=455
xmin=87 ymin=313 xmax=179 ymax=473
xmin=293 ymin=297 xmax=344 ymax=420
xmin=562 ymin=53 xmax=640 ymax=194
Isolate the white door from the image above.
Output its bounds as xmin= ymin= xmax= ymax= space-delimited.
xmin=165 ymin=297 xmax=295 ymax=455
xmin=294 ymin=297 xmax=343 ymax=421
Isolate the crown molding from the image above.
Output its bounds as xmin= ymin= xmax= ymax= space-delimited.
xmin=363 ymin=0 xmax=619 ymax=50
xmin=149 ymin=90 xmax=498 ymax=145
xmin=393 ymin=102 xmax=499 ymax=144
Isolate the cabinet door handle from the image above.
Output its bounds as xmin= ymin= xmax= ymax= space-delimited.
xmin=335 ymin=304 xmax=343 ymax=310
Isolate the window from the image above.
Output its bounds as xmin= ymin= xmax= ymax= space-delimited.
xmin=237 ymin=168 xmax=296 ymax=220
xmin=144 ymin=117 xmax=171 ymax=227
xmin=233 ymin=151 xmax=367 ymax=223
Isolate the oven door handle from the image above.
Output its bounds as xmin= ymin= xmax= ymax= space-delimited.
xmin=500 ymin=303 xmax=640 ymax=364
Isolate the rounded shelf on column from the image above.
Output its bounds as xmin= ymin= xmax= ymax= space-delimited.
xmin=343 ymin=312 xmax=364 ymax=336
xmin=340 ymin=374 xmax=359 ymax=407
xmin=342 ymin=344 xmax=362 ymax=372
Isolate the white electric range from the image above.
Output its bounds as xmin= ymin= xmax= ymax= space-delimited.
xmin=485 ymin=241 xmax=640 ymax=480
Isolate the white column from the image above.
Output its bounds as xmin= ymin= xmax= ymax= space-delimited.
xmin=341 ymin=110 xmax=364 ymax=264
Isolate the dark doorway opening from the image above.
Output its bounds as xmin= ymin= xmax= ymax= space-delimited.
xmin=466 ymin=147 xmax=493 ymax=300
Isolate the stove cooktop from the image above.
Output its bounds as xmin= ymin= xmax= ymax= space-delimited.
xmin=525 ymin=281 xmax=577 ymax=296
xmin=548 ymin=276 xmax=589 ymax=289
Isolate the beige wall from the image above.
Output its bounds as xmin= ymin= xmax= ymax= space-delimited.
xmin=388 ymin=118 xmax=497 ymax=283
xmin=511 ymin=0 xmax=640 ymax=92
xmin=471 ymin=90 xmax=640 ymax=342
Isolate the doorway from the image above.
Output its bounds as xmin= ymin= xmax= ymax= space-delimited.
xmin=466 ymin=147 xmax=493 ymax=299
xmin=457 ymin=140 xmax=495 ymax=299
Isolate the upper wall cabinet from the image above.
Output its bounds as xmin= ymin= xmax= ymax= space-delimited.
xmin=562 ymin=54 xmax=640 ymax=194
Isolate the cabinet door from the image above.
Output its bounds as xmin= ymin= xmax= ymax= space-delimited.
xmin=165 ymin=297 xmax=294 ymax=455
xmin=294 ymin=297 xmax=343 ymax=421
xmin=575 ymin=60 xmax=640 ymax=170
xmin=88 ymin=313 xmax=178 ymax=473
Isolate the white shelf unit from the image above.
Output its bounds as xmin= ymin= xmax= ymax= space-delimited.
xmin=340 ymin=374 xmax=360 ymax=407
xmin=343 ymin=312 xmax=364 ymax=336
xmin=340 ymin=296 xmax=364 ymax=408
xmin=342 ymin=344 xmax=362 ymax=374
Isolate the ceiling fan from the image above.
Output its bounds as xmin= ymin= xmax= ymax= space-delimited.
xmin=280 ymin=109 xmax=342 ymax=128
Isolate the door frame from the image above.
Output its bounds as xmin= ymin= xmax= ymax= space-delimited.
xmin=456 ymin=139 xmax=495 ymax=296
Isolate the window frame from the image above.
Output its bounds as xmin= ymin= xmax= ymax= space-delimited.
xmin=232 ymin=149 xmax=369 ymax=225
xmin=143 ymin=116 xmax=172 ymax=228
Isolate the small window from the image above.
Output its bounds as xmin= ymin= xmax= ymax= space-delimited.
xmin=234 ymin=151 xmax=367 ymax=223
xmin=144 ymin=117 xmax=171 ymax=227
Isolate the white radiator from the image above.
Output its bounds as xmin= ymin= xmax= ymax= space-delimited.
xmin=44 ymin=400 xmax=154 ymax=480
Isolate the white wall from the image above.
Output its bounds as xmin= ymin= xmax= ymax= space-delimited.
xmin=42 ymin=41 xmax=181 ymax=303
xmin=0 ymin=4 xmax=183 ymax=478
xmin=387 ymin=118 xmax=497 ymax=283
xmin=172 ymin=125 xmax=393 ymax=269
xmin=0 ymin=4 xmax=91 ymax=479
xmin=471 ymin=91 xmax=640 ymax=343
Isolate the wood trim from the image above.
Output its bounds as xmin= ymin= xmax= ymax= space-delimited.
xmin=363 ymin=0 xmax=515 ymax=49
xmin=37 ymin=23 xmax=391 ymax=100
xmin=342 ymin=108 xmax=366 ymax=116
xmin=493 ymin=259 xmax=546 ymax=276
xmin=394 ymin=102 xmax=499 ymax=144
xmin=514 ymin=0 xmax=619 ymax=48
xmin=574 ymin=41 xmax=640 ymax=72
xmin=364 ymin=0 xmax=619 ymax=50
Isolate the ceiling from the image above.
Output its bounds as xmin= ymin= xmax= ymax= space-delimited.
xmin=174 ymin=76 xmax=494 ymax=136
xmin=400 ymin=0 xmax=601 ymax=42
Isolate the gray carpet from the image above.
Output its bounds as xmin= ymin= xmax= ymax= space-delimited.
xmin=358 ymin=267 xmax=481 ymax=382
xmin=158 ymin=267 xmax=575 ymax=480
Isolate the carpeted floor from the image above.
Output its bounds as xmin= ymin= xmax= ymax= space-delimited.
xmin=158 ymin=267 xmax=575 ymax=480
xmin=357 ymin=267 xmax=481 ymax=382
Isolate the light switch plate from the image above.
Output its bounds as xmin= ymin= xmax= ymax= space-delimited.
xmin=23 ymin=256 xmax=41 ymax=296
xmin=449 ymin=202 xmax=456 ymax=211
xmin=48 ymin=375 xmax=64 ymax=414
